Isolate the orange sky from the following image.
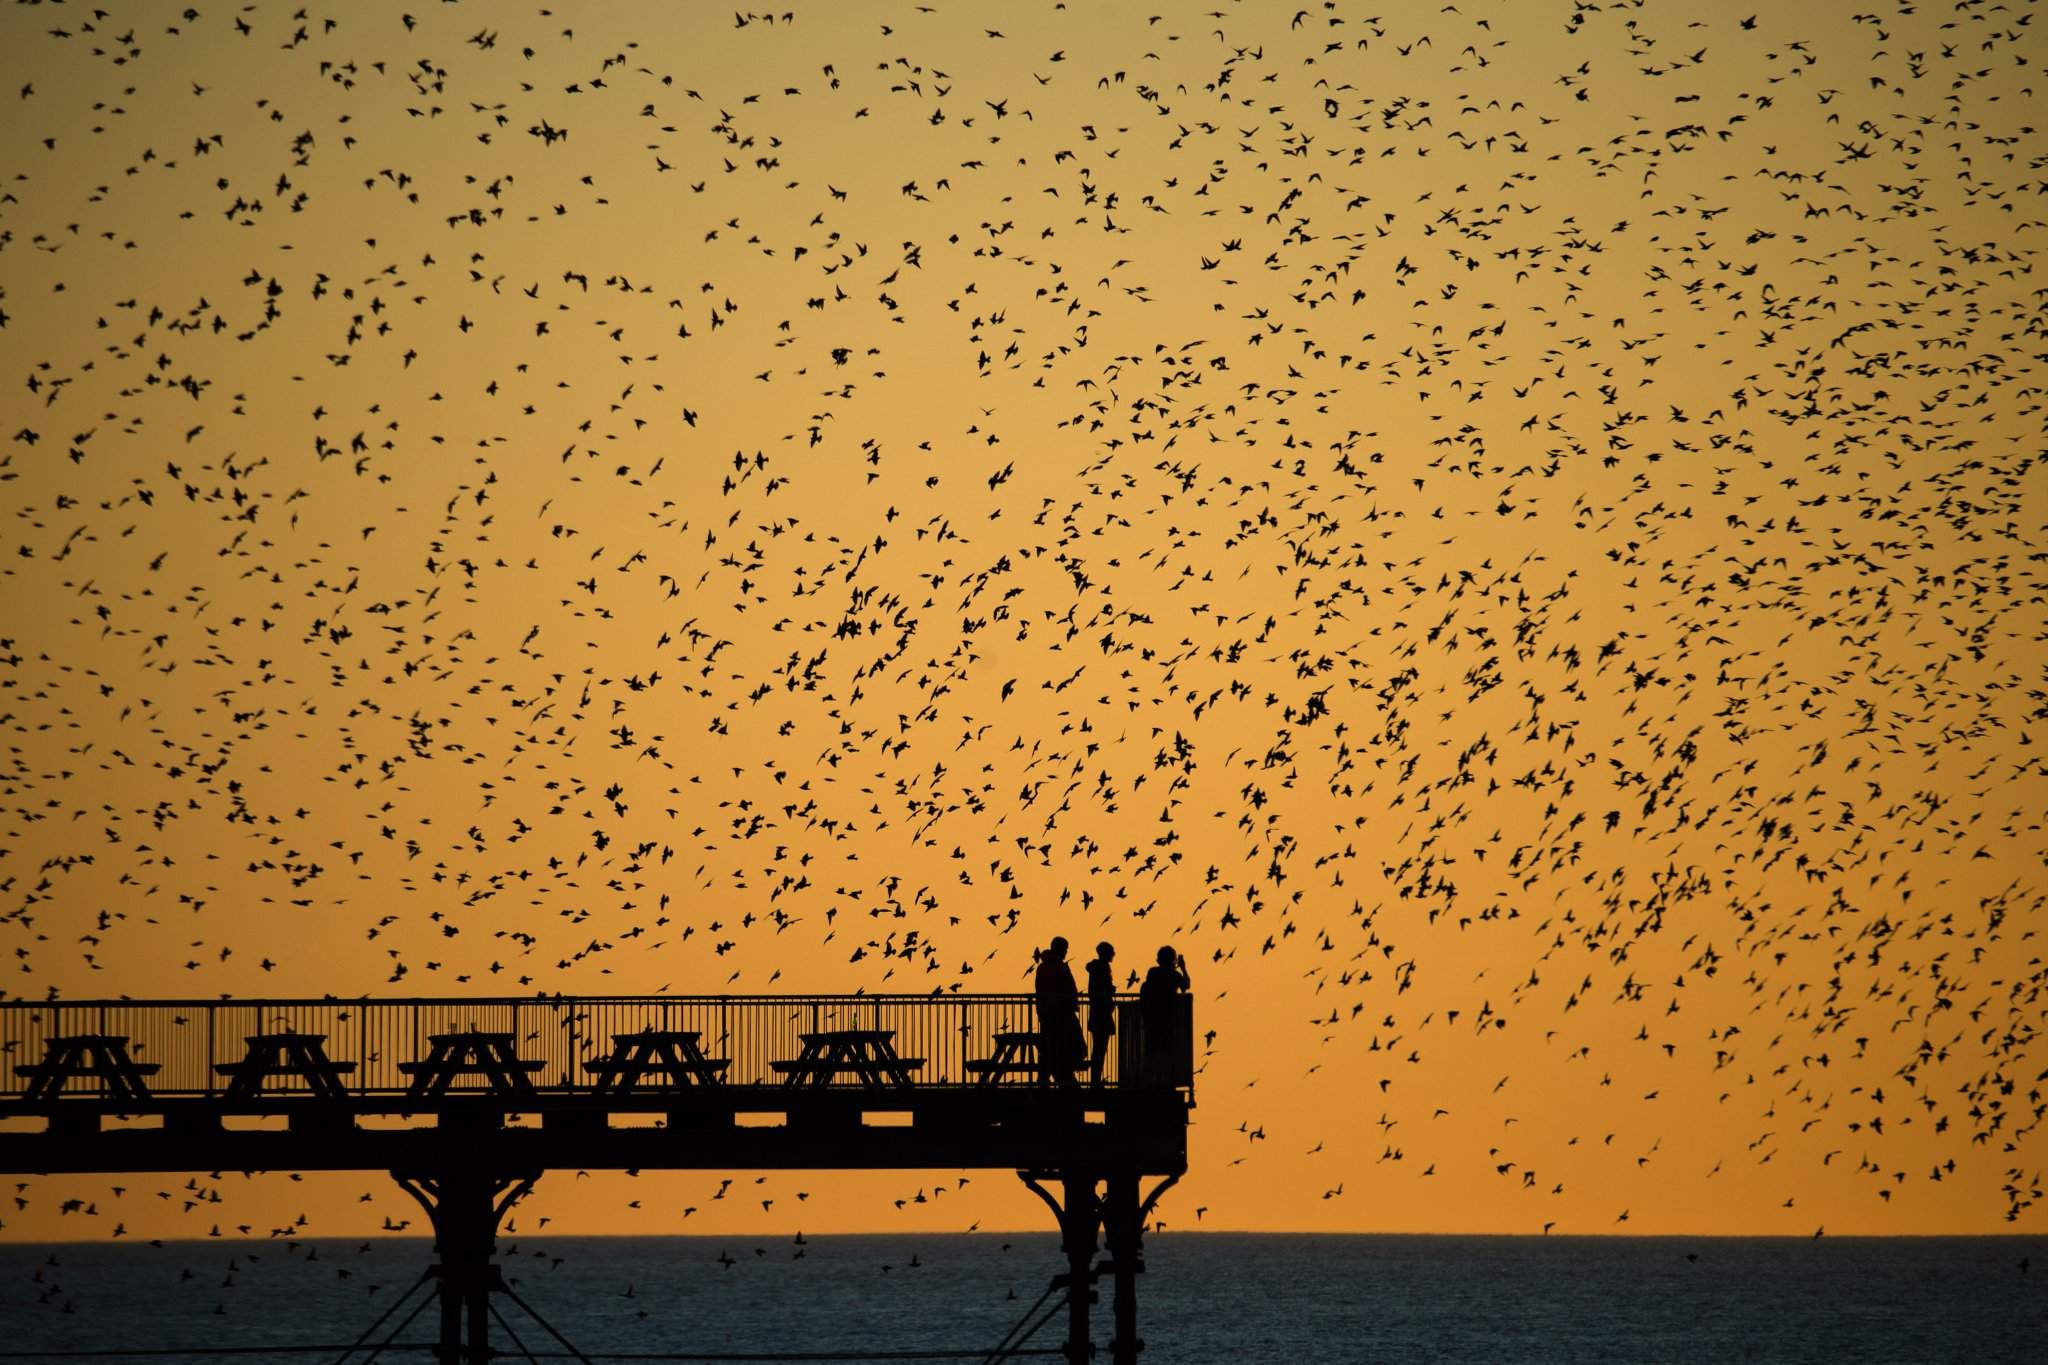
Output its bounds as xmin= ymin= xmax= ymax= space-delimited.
xmin=1 ymin=0 xmax=2044 ymax=1243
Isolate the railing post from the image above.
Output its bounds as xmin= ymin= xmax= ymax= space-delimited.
xmin=206 ymin=1005 xmax=217 ymax=1099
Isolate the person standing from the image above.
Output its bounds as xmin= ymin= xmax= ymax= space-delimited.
xmin=1033 ymin=936 xmax=1083 ymax=1088
xmin=1085 ymin=941 xmax=1117 ymax=1087
xmin=1138 ymin=945 xmax=1191 ymax=1086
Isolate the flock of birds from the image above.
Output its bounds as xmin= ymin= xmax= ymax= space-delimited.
xmin=1 ymin=0 xmax=2044 ymax=1308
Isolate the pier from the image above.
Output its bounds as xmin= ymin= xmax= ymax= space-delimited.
xmin=0 ymin=993 xmax=1192 ymax=1363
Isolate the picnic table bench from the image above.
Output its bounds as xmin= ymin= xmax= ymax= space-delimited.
xmin=212 ymin=1032 xmax=357 ymax=1102
xmin=964 ymin=1030 xmax=1084 ymax=1087
xmin=14 ymin=1035 xmax=161 ymax=1104
xmin=770 ymin=1029 xmax=923 ymax=1090
xmin=397 ymin=1031 xmax=545 ymax=1100
xmin=585 ymin=1029 xmax=730 ymax=1093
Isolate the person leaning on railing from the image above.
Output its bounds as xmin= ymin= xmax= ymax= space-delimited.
xmin=1138 ymin=945 xmax=1191 ymax=1087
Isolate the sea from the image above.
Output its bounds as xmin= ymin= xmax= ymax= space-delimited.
xmin=2 ymin=1234 xmax=2043 ymax=1364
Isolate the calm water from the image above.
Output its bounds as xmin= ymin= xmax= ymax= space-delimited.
xmin=2 ymin=1234 xmax=2042 ymax=1363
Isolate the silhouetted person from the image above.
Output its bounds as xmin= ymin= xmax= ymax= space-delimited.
xmin=1034 ymin=936 xmax=1083 ymax=1088
xmin=1139 ymin=945 xmax=1190 ymax=1086
xmin=1085 ymin=941 xmax=1117 ymax=1087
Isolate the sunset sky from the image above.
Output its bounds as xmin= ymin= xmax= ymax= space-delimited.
xmin=2 ymin=0 xmax=2044 ymax=1243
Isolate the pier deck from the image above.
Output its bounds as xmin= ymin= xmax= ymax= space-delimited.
xmin=0 ymin=992 xmax=1190 ymax=1175
xmin=0 ymin=993 xmax=1192 ymax=1363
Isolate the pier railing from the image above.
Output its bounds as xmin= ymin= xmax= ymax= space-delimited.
xmin=0 ymin=993 xmax=1194 ymax=1099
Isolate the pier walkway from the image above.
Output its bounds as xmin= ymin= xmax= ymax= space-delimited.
xmin=0 ymin=994 xmax=1193 ymax=1364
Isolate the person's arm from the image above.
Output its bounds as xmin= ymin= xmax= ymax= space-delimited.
xmin=1176 ymin=954 xmax=1190 ymax=992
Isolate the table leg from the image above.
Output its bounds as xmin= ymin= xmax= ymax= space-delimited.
xmin=28 ymin=1040 xmax=79 ymax=1103
xmin=224 ymin=1048 xmax=259 ymax=1103
xmin=630 ymin=1040 xmax=664 ymax=1091
xmin=83 ymin=1042 xmax=114 ymax=1099
xmin=506 ymin=1044 xmax=538 ymax=1100
xmin=295 ymin=1040 xmax=347 ymax=1102
xmin=412 ymin=1042 xmax=453 ymax=1100
xmin=681 ymin=1042 xmax=719 ymax=1087
xmin=319 ymin=1047 xmax=349 ymax=1101
xmin=87 ymin=1042 xmax=141 ymax=1104
xmin=485 ymin=1044 xmax=518 ymax=1098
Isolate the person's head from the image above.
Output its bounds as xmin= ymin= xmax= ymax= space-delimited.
xmin=1156 ymin=945 xmax=1177 ymax=968
xmin=1047 ymin=935 xmax=1068 ymax=961
xmin=1096 ymin=941 xmax=1114 ymax=962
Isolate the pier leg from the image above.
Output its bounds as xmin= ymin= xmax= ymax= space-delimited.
xmin=394 ymin=1168 xmax=537 ymax=1365
xmin=1103 ymin=1175 xmax=1141 ymax=1365
xmin=1062 ymin=1172 xmax=1099 ymax=1364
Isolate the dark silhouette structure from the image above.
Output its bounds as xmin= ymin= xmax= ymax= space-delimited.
xmin=1086 ymin=943 xmax=1117 ymax=1088
xmin=1139 ymin=949 xmax=1192 ymax=1090
xmin=1033 ymin=938 xmax=1086 ymax=1088
xmin=0 ymin=993 xmax=1192 ymax=1364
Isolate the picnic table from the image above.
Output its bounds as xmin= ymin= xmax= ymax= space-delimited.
xmin=964 ymin=1031 xmax=1083 ymax=1087
xmin=14 ymin=1035 xmax=161 ymax=1104
xmin=397 ymin=1031 xmax=545 ymax=1101
xmin=585 ymin=1030 xmax=730 ymax=1094
xmin=213 ymin=1032 xmax=356 ymax=1102
xmin=770 ymin=1029 xmax=923 ymax=1090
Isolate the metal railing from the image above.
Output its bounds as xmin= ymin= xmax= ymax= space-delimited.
xmin=0 ymin=994 xmax=1195 ymax=1099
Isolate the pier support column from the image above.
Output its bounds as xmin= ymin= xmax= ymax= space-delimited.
xmin=393 ymin=1168 xmax=538 ymax=1365
xmin=1061 ymin=1172 xmax=1100 ymax=1364
xmin=1020 ymin=1171 xmax=1102 ymax=1364
xmin=1102 ymin=1175 xmax=1141 ymax=1365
